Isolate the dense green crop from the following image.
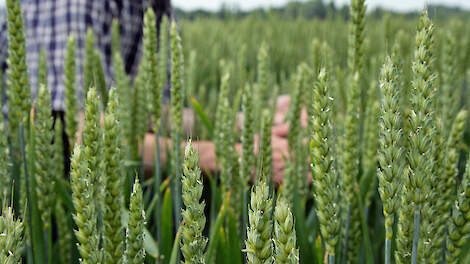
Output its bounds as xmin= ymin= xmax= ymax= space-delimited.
xmin=2 ymin=1 xmax=470 ymax=264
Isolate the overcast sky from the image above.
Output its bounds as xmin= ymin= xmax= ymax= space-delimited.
xmin=172 ymin=0 xmax=470 ymax=12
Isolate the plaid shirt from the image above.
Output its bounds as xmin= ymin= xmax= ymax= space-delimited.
xmin=0 ymin=0 xmax=157 ymax=110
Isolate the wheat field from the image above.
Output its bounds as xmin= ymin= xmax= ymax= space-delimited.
xmin=1 ymin=0 xmax=470 ymax=263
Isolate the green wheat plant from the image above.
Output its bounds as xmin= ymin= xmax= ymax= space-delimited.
xmin=64 ymin=34 xmax=78 ymax=146
xmin=102 ymin=89 xmax=124 ymax=264
xmin=259 ymin=109 xmax=273 ymax=185
xmin=446 ymin=158 xmax=470 ymax=263
xmin=82 ymin=87 xmax=102 ymax=218
xmin=6 ymin=0 xmax=31 ymax=130
xmin=126 ymin=178 xmax=146 ymax=264
xmin=377 ymin=56 xmax=403 ymax=264
xmin=70 ymin=145 xmax=101 ymax=264
xmin=311 ymin=69 xmax=339 ymax=263
xmin=273 ymin=198 xmax=299 ymax=264
xmin=245 ymin=178 xmax=273 ymax=264
xmin=399 ymin=11 xmax=435 ymax=264
xmin=240 ymin=83 xmax=255 ymax=187
xmin=33 ymin=85 xmax=55 ymax=230
xmin=0 ymin=206 xmax=24 ymax=264
xmin=143 ymin=8 xmax=161 ymax=129
xmin=2 ymin=2 xmax=470 ymax=264
xmin=93 ymin=50 xmax=108 ymax=107
xmin=83 ymin=28 xmax=95 ymax=97
xmin=341 ymin=0 xmax=366 ymax=260
xmin=170 ymin=19 xmax=184 ymax=224
xmin=180 ymin=141 xmax=207 ymax=263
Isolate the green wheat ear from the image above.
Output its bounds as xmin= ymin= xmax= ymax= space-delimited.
xmin=170 ymin=20 xmax=184 ymax=135
xmin=245 ymin=179 xmax=273 ymax=264
xmin=240 ymin=83 xmax=255 ymax=188
xmin=102 ymin=89 xmax=124 ymax=264
xmin=158 ymin=15 xmax=169 ymax=98
xmin=65 ymin=34 xmax=78 ymax=146
xmin=70 ymin=145 xmax=100 ymax=264
xmin=38 ymin=49 xmax=47 ymax=88
xmin=311 ymin=69 xmax=339 ymax=260
xmin=6 ymin=0 xmax=31 ymax=131
xmin=446 ymin=158 xmax=470 ymax=263
xmin=0 ymin=206 xmax=24 ymax=263
xmin=397 ymin=10 xmax=435 ymax=264
xmin=113 ymin=51 xmax=131 ymax=145
xmin=82 ymin=87 xmax=102 ymax=215
xmin=181 ymin=141 xmax=207 ymax=263
xmin=342 ymin=0 xmax=367 ymax=260
xmin=129 ymin=72 xmax=147 ymax=159
xmin=259 ymin=108 xmax=273 ymax=184
xmin=127 ymin=178 xmax=146 ymax=264
xmin=83 ymin=28 xmax=95 ymax=97
xmin=215 ymin=73 xmax=241 ymax=217
xmin=143 ymin=8 xmax=162 ymax=131
xmin=111 ymin=19 xmax=121 ymax=56
xmin=341 ymin=72 xmax=362 ymax=263
xmin=287 ymin=65 xmax=306 ymax=150
xmin=440 ymin=31 xmax=459 ymax=130
xmin=93 ymin=49 xmax=108 ymax=107
xmin=429 ymin=110 xmax=467 ymax=262
xmin=170 ymin=19 xmax=184 ymax=223
xmin=377 ymin=56 xmax=403 ymax=264
xmin=33 ymin=85 xmax=55 ymax=229
xmin=256 ymin=42 xmax=269 ymax=110
xmin=348 ymin=0 xmax=366 ymax=74
xmin=274 ymin=198 xmax=299 ymax=264
xmin=214 ymin=72 xmax=230 ymax=165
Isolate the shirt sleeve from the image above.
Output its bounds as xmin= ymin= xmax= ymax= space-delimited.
xmin=117 ymin=0 xmax=172 ymax=100
xmin=0 ymin=8 xmax=8 ymax=71
xmin=116 ymin=0 xmax=147 ymax=77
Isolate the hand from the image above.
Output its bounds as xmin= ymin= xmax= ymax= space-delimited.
xmin=272 ymin=94 xmax=308 ymax=138
xmin=181 ymin=135 xmax=289 ymax=185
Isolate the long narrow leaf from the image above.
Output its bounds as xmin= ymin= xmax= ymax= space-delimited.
xmin=226 ymin=210 xmax=243 ymax=264
xmin=205 ymin=191 xmax=231 ymax=264
xmin=191 ymin=97 xmax=214 ymax=138
xmin=161 ymin=187 xmax=174 ymax=264
xmin=23 ymin=120 xmax=46 ymax=264
xmin=356 ymin=188 xmax=374 ymax=264
xmin=168 ymin=225 xmax=182 ymax=264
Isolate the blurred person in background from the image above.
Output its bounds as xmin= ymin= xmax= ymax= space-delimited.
xmin=0 ymin=0 xmax=295 ymax=184
xmin=0 ymin=0 xmax=171 ymax=174
xmin=0 ymin=0 xmax=171 ymax=114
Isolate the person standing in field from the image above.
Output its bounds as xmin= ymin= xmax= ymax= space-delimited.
xmin=0 ymin=0 xmax=171 ymax=113
xmin=0 ymin=0 xmax=171 ymax=173
xmin=0 ymin=0 xmax=293 ymax=182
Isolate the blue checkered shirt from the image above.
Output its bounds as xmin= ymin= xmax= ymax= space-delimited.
xmin=0 ymin=0 xmax=154 ymax=110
